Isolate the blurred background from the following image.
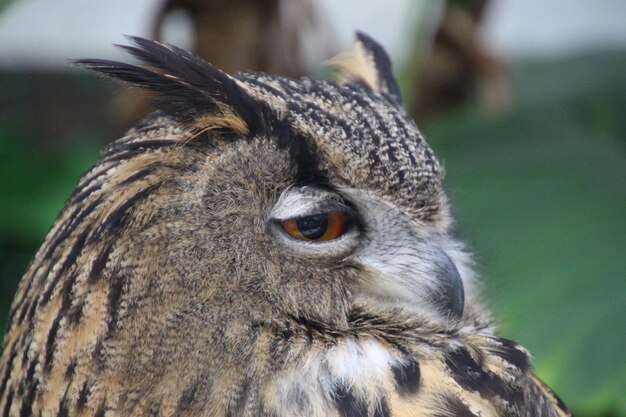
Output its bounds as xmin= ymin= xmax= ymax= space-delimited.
xmin=0 ymin=0 xmax=624 ymax=415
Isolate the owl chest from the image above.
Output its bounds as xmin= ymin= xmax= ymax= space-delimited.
xmin=263 ymin=337 xmax=505 ymax=417
xmin=265 ymin=338 xmax=404 ymax=417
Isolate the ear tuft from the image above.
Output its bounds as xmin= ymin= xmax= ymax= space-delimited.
xmin=326 ymin=31 xmax=401 ymax=103
xmin=72 ymin=36 xmax=264 ymax=137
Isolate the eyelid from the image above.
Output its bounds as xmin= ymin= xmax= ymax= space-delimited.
xmin=272 ymin=197 xmax=352 ymax=221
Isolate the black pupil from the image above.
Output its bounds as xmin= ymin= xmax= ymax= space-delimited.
xmin=296 ymin=214 xmax=328 ymax=240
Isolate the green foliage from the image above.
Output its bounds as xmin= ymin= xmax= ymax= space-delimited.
xmin=0 ymin=118 xmax=100 ymax=343
xmin=425 ymin=51 xmax=626 ymax=416
xmin=0 ymin=122 xmax=100 ymax=245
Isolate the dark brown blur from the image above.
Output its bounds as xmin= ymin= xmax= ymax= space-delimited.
xmin=408 ymin=0 xmax=510 ymax=122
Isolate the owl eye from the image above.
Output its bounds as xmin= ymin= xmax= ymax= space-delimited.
xmin=280 ymin=211 xmax=348 ymax=241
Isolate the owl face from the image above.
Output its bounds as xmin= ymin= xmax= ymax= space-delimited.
xmin=234 ymin=35 xmax=467 ymax=323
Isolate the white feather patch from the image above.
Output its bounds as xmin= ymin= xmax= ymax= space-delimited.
xmin=267 ymin=337 xmax=399 ymax=416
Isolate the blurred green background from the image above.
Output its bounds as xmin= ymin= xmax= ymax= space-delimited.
xmin=0 ymin=1 xmax=624 ymax=416
xmin=425 ymin=51 xmax=626 ymax=416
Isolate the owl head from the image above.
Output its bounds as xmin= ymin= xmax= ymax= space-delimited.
xmin=72 ymin=32 xmax=472 ymax=327
xmin=2 ymin=33 xmax=488 ymax=416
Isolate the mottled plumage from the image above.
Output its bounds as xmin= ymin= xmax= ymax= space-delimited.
xmin=0 ymin=33 xmax=570 ymax=417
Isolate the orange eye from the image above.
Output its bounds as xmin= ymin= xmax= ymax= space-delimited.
xmin=281 ymin=212 xmax=348 ymax=241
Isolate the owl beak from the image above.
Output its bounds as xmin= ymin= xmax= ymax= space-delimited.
xmin=433 ymin=249 xmax=465 ymax=319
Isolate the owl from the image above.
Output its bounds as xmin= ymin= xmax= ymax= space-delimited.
xmin=0 ymin=33 xmax=571 ymax=417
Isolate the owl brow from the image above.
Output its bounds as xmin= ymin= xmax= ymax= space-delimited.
xmin=283 ymin=127 xmax=329 ymax=186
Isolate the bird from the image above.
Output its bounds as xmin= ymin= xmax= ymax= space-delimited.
xmin=0 ymin=33 xmax=571 ymax=417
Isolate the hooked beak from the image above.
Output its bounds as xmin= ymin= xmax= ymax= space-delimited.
xmin=431 ymin=248 xmax=465 ymax=319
